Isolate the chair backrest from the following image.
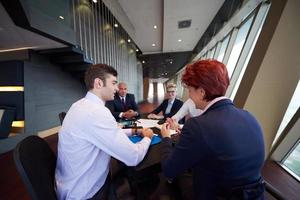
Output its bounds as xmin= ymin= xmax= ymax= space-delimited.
xmin=58 ymin=112 xmax=66 ymax=125
xmin=13 ymin=135 xmax=57 ymax=200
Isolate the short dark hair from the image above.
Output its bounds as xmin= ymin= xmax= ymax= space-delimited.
xmin=84 ymin=64 xmax=118 ymax=90
xmin=182 ymin=60 xmax=229 ymax=101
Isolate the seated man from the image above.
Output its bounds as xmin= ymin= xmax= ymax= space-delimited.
xmin=106 ymin=82 xmax=139 ymax=120
xmin=55 ymin=64 xmax=153 ymax=200
xmin=147 ymin=83 xmax=183 ymax=122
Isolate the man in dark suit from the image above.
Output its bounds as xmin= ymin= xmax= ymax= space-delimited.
xmin=147 ymin=83 xmax=183 ymax=121
xmin=160 ymin=60 xmax=265 ymax=200
xmin=105 ymin=82 xmax=139 ymax=120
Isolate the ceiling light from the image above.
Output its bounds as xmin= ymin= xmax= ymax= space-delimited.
xmin=152 ymin=43 xmax=156 ymax=47
xmin=59 ymin=16 xmax=64 ymax=20
xmin=142 ymin=61 xmax=146 ymax=64
xmin=153 ymin=25 xmax=157 ymax=29
xmin=178 ymin=39 xmax=182 ymax=42
xmin=136 ymin=49 xmax=139 ymax=52
xmin=114 ymin=23 xmax=118 ymax=28
xmin=92 ymin=0 xmax=97 ymax=3
xmin=127 ymin=39 xmax=131 ymax=43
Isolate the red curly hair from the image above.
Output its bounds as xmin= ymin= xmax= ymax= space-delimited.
xmin=182 ymin=60 xmax=229 ymax=101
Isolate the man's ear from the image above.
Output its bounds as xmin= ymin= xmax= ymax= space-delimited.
xmin=94 ymin=78 xmax=103 ymax=89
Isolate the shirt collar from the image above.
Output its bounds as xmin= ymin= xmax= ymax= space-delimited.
xmin=119 ymin=95 xmax=126 ymax=100
xmin=202 ymin=96 xmax=228 ymax=114
xmin=85 ymin=91 xmax=105 ymax=105
xmin=168 ymin=98 xmax=175 ymax=104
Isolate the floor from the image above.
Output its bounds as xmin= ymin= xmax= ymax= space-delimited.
xmin=0 ymin=101 xmax=299 ymax=199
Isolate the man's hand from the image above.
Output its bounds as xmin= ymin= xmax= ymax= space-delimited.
xmin=141 ymin=128 xmax=154 ymax=139
xmin=161 ymin=123 xmax=171 ymax=138
xmin=123 ymin=110 xmax=137 ymax=119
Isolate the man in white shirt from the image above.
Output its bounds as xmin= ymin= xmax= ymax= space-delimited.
xmin=55 ymin=64 xmax=153 ymax=200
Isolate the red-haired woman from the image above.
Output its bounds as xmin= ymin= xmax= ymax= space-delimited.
xmin=160 ymin=60 xmax=265 ymax=199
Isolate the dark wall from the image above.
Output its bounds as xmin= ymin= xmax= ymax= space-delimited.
xmin=24 ymin=52 xmax=86 ymax=134
xmin=0 ymin=61 xmax=24 ymax=120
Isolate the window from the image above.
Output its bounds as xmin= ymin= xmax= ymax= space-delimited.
xmin=273 ymin=80 xmax=300 ymax=145
xmin=226 ymin=15 xmax=254 ymax=78
xmin=281 ymin=139 xmax=300 ymax=180
xmin=147 ymin=82 xmax=153 ymax=102
xmin=217 ymin=35 xmax=230 ymax=62
xmin=157 ymin=83 xmax=165 ymax=102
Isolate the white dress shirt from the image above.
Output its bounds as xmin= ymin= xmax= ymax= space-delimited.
xmin=165 ymin=99 xmax=174 ymax=115
xmin=55 ymin=92 xmax=151 ymax=200
xmin=172 ymin=98 xmax=202 ymax=121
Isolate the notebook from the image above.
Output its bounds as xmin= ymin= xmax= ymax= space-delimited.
xmin=128 ymin=135 xmax=162 ymax=145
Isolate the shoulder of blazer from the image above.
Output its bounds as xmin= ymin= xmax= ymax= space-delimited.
xmin=206 ymin=99 xmax=233 ymax=112
xmin=174 ymin=98 xmax=183 ymax=105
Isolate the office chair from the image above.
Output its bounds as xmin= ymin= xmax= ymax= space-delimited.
xmin=13 ymin=135 xmax=57 ymax=200
xmin=58 ymin=112 xmax=66 ymax=125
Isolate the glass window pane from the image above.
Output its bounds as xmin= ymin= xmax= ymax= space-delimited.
xmin=226 ymin=15 xmax=254 ymax=78
xmin=217 ymin=34 xmax=230 ymax=62
xmin=273 ymin=80 xmax=300 ymax=145
xmin=282 ymin=140 xmax=300 ymax=178
xmin=157 ymin=83 xmax=165 ymax=102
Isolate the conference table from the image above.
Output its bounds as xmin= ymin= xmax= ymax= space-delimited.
xmin=129 ymin=119 xmax=178 ymax=171
xmin=110 ymin=118 xmax=179 ymax=175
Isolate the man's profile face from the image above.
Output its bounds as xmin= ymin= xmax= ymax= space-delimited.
xmin=118 ymin=83 xmax=127 ymax=97
xmin=101 ymin=75 xmax=118 ymax=101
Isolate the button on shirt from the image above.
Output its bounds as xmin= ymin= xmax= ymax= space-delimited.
xmin=55 ymin=92 xmax=151 ymax=200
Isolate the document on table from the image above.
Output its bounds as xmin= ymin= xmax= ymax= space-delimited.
xmin=136 ymin=119 xmax=177 ymax=135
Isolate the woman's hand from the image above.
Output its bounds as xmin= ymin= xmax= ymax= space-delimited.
xmin=166 ymin=118 xmax=179 ymax=130
xmin=161 ymin=123 xmax=171 ymax=138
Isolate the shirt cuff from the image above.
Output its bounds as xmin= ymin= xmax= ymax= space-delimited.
xmin=123 ymin=128 xmax=132 ymax=136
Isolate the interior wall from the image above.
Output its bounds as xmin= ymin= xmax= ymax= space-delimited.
xmin=24 ymin=52 xmax=86 ymax=134
xmin=237 ymin=0 xmax=300 ymax=156
xmin=0 ymin=51 xmax=85 ymax=154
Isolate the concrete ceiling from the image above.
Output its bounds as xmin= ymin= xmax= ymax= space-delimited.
xmin=117 ymin=0 xmax=225 ymax=54
xmin=0 ymin=3 xmax=65 ymax=52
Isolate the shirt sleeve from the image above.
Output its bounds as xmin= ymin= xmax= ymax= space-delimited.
xmin=161 ymin=119 xmax=208 ymax=179
xmin=172 ymin=100 xmax=189 ymax=121
xmin=84 ymin=108 xmax=151 ymax=166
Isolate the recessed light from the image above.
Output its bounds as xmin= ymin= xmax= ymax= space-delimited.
xmin=178 ymin=39 xmax=182 ymax=42
xmin=114 ymin=23 xmax=118 ymax=27
xmin=127 ymin=39 xmax=131 ymax=43
xmin=152 ymin=43 xmax=156 ymax=47
xmin=142 ymin=61 xmax=146 ymax=64
xmin=92 ymin=0 xmax=97 ymax=3
xmin=153 ymin=25 xmax=157 ymax=29
xmin=136 ymin=49 xmax=139 ymax=52
xmin=59 ymin=16 xmax=64 ymax=20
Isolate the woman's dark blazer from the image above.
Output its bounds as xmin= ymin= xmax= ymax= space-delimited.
xmin=150 ymin=98 xmax=183 ymax=119
xmin=161 ymin=99 xmax=265 ymax=199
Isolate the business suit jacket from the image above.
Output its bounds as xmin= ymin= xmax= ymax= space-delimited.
xmin=150 ymin=98 xmax=183 ymax=119
xmin=161 ymin=99 xmax=265 ymax=199
xmin=105 ymin=93 xmax=139 ymax=120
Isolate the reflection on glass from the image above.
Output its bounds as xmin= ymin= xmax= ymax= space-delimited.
xmin=226 ymin=15 xmax=254 ymax=78
xmin=273 ymin=80 xmax=300 ymax=145
xmin=217 ymin=34 xmax=230 ymax=62
xmin=282 ymin=140 xmax=300 ymax=179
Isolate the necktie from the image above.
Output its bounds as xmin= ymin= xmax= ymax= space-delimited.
xmin=121 ymin=98 xmax=127 ymax=111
